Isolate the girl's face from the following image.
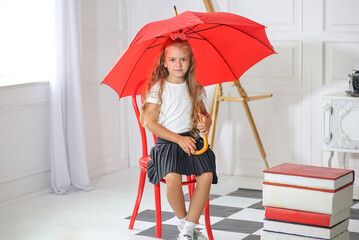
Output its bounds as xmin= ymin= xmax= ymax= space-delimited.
xmin=164 ymin=45 xmax=191 ymax=83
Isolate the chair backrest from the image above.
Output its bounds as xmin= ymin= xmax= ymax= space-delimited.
xmin=131 ymin=80 xmax=157 ymax=157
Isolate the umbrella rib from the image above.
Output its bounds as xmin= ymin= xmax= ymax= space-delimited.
xmin=184 ymin=24 xmax=200 ymax=34
xmin=186 ymin=23 xmax=274 ymax=52
xmin=186 ymin=26 xmax=238 ymax=80
xmin=220 ymin=24 xmax=274 ymax=52
xmin=185 ymin=24 xmax=222 ymax=36
xmin=148 ymin=43 xmax=162 ymax=49
xmin=119 ymin=38 xmax=161 ymax=97
xmin=186 ymin=36 xmax=206 ymax=40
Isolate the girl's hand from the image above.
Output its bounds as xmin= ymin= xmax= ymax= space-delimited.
xmin=197 ymin=112 xmax=211 ymax=135
xmin=177 ymin=136 xmax=197 ymax=156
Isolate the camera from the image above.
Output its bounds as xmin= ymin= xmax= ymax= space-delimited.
xmin=348 ymin=69 xmax=359 ymax=95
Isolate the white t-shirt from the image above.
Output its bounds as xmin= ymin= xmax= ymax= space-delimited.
xmin=146 ymin=81 xmax=205 ymax=134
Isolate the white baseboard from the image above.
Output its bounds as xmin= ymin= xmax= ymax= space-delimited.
xmin=0 ymin=170 xmax=51 ymax=206
xmin=88 ymin=154 xmax=128 ymax=180
xmin=0 ymin=155 xmax=128 ymax=206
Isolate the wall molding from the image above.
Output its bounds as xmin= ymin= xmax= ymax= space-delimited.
xmin=230 ymin=0 xmax=302 ymax=32
xmin=0 ymin=168 xmax=50 ymax=185
xmin=0 ymin=82 xmax=49 ymax=112
xmin=323 ymin=0 xmax=359 ymax=32
xmin=242 ymin=40 xmax=302 ymax=87
xmin=0 ymin=153 xmax=127 ymax=205
xmin=324 ymin=41 xmax=359 ymax=84
xmin=0 ymin=169 xmax=51 ymax=205
xmin=0 ymin=101 xmax=49 ymax=113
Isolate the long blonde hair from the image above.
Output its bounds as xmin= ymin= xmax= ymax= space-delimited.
xmin=140 ymin=39 xmax=203 ymax=136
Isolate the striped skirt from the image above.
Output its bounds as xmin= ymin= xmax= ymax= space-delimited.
xmin=147 ymin=132 xmax=218 ymax=185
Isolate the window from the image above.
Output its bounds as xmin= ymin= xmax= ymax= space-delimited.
xmin=0 ymin=0 xmax=55 ymax=87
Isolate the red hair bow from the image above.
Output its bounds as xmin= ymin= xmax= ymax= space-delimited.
xmin=170 ymin=32 xmax=187 ymax=40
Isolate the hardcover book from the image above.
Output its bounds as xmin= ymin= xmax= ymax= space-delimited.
xmin=261 ymin=229 xmax=349 ymax=240
xmin=263 ymin=218 xmax=349 ymax=239
xmin=263 ymin=163 xmax=354 ymax=191
xmin=265 ymin=206 xmax=350 ymax=227
xmin=263 ymin=163 xmax=354 ymax=215
xmin=262 ymin=183 xmax=353 ymax=215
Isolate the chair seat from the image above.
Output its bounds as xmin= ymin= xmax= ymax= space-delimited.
xmin=139 ymin=155 xmax=151 ymax=170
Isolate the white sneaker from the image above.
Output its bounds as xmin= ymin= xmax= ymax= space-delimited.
xmin=178 ymin=223 xmax=208 ymax=240
xmin=193 ymin=229 xmax=207 ymax=240
xmin=177 ymin=232 xmax=193 ymax=240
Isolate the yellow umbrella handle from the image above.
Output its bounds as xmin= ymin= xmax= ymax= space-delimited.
xmin=194 ymin=104 xmax=209 ymax=155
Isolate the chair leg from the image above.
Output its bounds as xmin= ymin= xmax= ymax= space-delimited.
xmin=129 ymin=168 xmax=147 ymax=230
xmin=186 ymin=175 xmax=194 ymax=200
xmin=204 ymin=198 xmax=214 ymax=240
xmin=154 ymin=182 xmax=162 ymax=238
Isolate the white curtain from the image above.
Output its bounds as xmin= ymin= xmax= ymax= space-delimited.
xmin=50 ymin=0 xmax=92 ymax=194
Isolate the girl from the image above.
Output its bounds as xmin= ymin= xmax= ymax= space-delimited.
xmin=140 ymin=38 xmax=218 ymax=240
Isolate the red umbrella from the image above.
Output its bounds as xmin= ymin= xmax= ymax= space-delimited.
xmin=102 ymin=11 xmax=275 ymax=98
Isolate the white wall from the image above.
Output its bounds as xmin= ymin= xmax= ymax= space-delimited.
xmin=0 ymin=83 xmax=50 ymax=204
xmin=81 ymin=0 xmax=129 ymax=179
xmin=1 ymin=0 xmax=358 ymax=205
xmin=0 ymin=0 xmax=130 ymax=205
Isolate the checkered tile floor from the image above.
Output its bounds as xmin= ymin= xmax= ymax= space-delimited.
xmin=126 ymin=188 xmax=359 ymax=240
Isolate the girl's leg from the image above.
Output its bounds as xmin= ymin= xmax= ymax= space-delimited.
xmin=186 ymin=172 xmax=213 ymax=223
xmin=165 ymin=173 xmax=187 ymax=219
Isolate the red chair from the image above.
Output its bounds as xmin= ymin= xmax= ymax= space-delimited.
xmin=128 ymin=80 xmax=214 ymax=240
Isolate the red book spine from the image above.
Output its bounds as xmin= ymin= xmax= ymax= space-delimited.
xmin=265 ymin=206 xmax=330 ymax=227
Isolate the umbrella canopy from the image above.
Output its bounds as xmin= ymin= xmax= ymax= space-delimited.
xmin=102 ymin=11 xmax=275 ymax=98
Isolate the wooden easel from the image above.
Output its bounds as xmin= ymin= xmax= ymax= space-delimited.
xmin=203 ymin=0 xmax=271 ymax=169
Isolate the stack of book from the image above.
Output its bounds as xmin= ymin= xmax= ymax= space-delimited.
xmin=262 ymin=163 xmax=354 ymax=240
